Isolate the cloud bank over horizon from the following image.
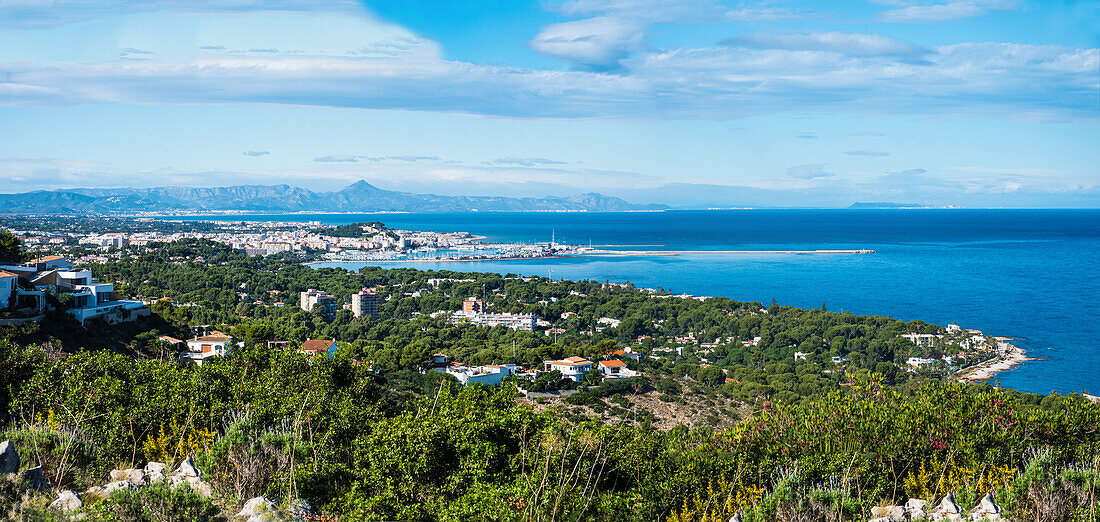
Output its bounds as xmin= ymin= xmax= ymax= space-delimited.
xmin=0 ymin=0 xmax=1095 ymax=207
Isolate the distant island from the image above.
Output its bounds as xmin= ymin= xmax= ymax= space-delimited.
xmin=0 ymin=180 xmax=668 ymax=214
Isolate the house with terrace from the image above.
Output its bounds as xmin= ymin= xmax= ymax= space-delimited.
xmin=0 ymin=257 xmax=148 ymax=325
xmin=181 ymin=333 xmax=235 ymax=366
xmin=543 ymin=356 xmax=594 ymax=382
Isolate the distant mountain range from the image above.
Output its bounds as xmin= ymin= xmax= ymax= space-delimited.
xmin=847 ymin=202 xmax=925 ymax=209
xmin=0 ymin=180 xmax=668 ymax=214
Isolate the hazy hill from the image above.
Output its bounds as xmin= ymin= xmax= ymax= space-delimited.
xmin=0 ymin=180 xmax=668 ymax=214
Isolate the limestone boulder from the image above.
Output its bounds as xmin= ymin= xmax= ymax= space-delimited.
xmin=0 ymin=440 xmax=19 ymax=474
xmin=83 ymin=486 xmax=107 ymax=500
xmin=22 ymin=466 xmax=50 ymax=490
xmin=173 ymin=455 xmax=201 ymax=479
xmin=938 ymin=493 xmax=962 ymax=514
xmin=185 ymin=476 xmax=214 ymax=499
xmin=104 ymin=480 xmax=136 ymax=494
xmin=969 ymin=493 xmax=1004 ymax=521
xmin=110 ymin=468 xmax=146 ymax=486
xmin=906 ymin=498 xmax=928 ymax=516
xmin=870 ymin=505 xmax=906 ymax=521
xmin=235 ymin=496 xmax=287 ymax=522
xmin=50 ymin=490 xmax=82 ymax=513
xmin=144 ymin=461 xmax=167 ymax=483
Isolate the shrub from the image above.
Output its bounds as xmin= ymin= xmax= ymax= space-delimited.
xmin=85 ymin=480 xmax=225 ymax=522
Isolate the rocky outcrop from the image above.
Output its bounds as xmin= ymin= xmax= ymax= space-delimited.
xmin=0 ymin=440 xmax=19 ymax=474
xmin=235 ymin=496 xmax=286 ymax=522
xmin=85 ymin=456 xmax=214 ymax=500
xmin=50 ymin=490 xmax=82 ymax=513
xmin=867 ymin=493 xmax=1006 ymax=522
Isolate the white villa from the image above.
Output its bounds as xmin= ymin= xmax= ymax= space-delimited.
xmin=543 ymin=356 xmax=594 ymax=382
xmin=597 ymin=359 xmax=637 ymax=379
xmin=181 ymin=334 xmax=234 ymax=366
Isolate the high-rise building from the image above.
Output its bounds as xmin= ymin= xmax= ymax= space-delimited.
xmin=300 ymin=289 xmax=338 ymax=321
xmin=463 ymin=297 xmax=485 ymax=314
xmin=351 ymin=288 xmax=379 ymax=318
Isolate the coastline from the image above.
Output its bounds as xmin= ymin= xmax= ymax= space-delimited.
xmin=309 ymin=248 xmax=877 ymax=264
xmin=957 ymin=343 xmax=1035 ymax=383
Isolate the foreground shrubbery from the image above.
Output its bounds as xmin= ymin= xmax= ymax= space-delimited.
xmin=1 ymin=341 xmax=1098 ymax=520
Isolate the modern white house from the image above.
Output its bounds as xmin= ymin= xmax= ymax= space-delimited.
xmin=597 ymin=360 xmax=637 ymax=379
xmin=181 ymin=334 xmax=234 ymax=366
xmin=907 ymin=357 xmax=939 ymax=368
xmin=444 ymin=363 xmax=517 ymax=386
xmin=27 ymin=255 xmax=74 ymax=271
xmin=0 ymin=270 xmax=17 ymax=310
xmin=66 ymin=278 xmax=149 ymax=325
xmin=543 ymin=356 xmax=594 ymax=382
xmin=902 ymin=333 xmax=941 ymax=347
xmin=0 ymin=259 xmax=146 ymax=324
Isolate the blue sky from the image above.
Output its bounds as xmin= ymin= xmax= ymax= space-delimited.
xmin=0 ymin=0 xmax=1097 ymax=207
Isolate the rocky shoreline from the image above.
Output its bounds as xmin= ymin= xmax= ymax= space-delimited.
xmin=958 ymin=342 xmax=1035 ymax=383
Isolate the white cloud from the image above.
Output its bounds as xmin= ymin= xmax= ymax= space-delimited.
xmin=528 ymin=16 xmax=647 ymax=70
xmin=725 ymin=32 xmax=930 ymax=60
xmin=877 ymin=0 xmax=1019 ymax=22
xmin=532 ymin=0 xmax=800 ymax=69
xmin=786 ymin=164 xmax=835 ymax=179
xmin=493 ymin=157 xmax=569 ymax=166
xmin=314 ymin=155 xmax=360 ymax=163
xmin=0 ymin=3 xmax=1094 ymax=124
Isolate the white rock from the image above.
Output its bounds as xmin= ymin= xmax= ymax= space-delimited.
xmin=729 ymin=513 xmax=742 ymax=522
xmin=237 ymin=497 xmax=277 ymax=518
xmin=186 ymin=477 xmax=214 ymax=498
xmin=174 ymin=455 xmax=201 ymax=479
xmin=972 ymin=493 xmax=1001 ymax=515
xmin=938 ymin=493 xmax=962 ymax=514
xmin=144 ymin=461 xmax=167 ymax=475
xmin=103 ymin=480 xmax=133 ymax=493
xmin=50 ymin=490 xmax=82 ymax=512
xmin=83 ymin=486 xmax=106 ymax=499
xmin=0 ymin=440 xmax=19 ymax=474
xmin=870 ymin=505 xmax=906 ymax=521
xmin=906 ymin=498 xmax=928 ymax=514
xmin=110 ymin=468 xmax=146 ymax=486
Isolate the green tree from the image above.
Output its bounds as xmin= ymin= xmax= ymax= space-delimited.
xmin=0 ymin=229 xmax=24 ymax=263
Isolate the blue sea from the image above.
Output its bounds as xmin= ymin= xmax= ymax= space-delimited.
xmin=170 ymin=210 xmax=1100 ymax=395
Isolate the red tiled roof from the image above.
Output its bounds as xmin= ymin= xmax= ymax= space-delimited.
xmin=29 ymin=255 xmax=66 ymax=263
xmin=194 ymin=335 xmax=229 ymax=342
xmin=300 ymin=339 xmax=336 ymax=352
xmin=0 ymin=270 xmax=18 ymax=278
xmin=599 ymin=360 xmax=627 ymax=367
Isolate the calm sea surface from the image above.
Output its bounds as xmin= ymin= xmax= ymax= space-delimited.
xmin=170 ymin=210 xmax=1100 ymax=395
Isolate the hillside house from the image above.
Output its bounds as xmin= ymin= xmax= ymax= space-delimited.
xmin=181 ymin=334 xmax=233 ymax=366
xmin=299 ymin=339 xmax=338 ymax=358
xmin=543 ymin=356 xmax=593 ymax=382
xmin=598 ymin=360 xmax=636 ymax=379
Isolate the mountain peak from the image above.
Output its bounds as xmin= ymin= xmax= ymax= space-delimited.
xmin=345 ymin=180 xmax=379 ymax=191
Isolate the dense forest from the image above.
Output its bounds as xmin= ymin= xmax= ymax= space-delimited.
xmin=1 ymin=238 xmax=1097 ymax=520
